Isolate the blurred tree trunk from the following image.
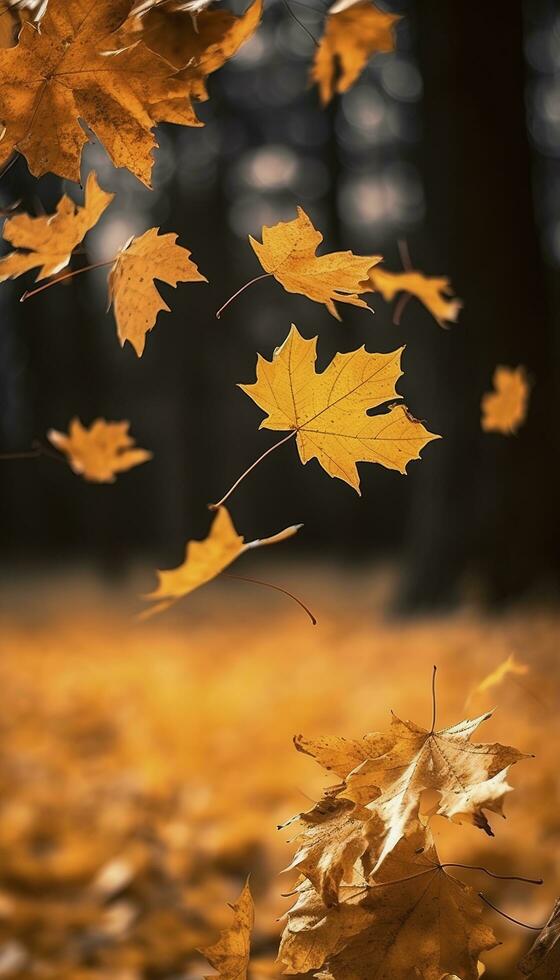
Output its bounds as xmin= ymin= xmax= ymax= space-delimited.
xmin=399 ymin=0 xmax=560 ymax=607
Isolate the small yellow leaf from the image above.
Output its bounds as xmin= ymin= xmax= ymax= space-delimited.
xmin=249 ymin=207 xmax=381 ymax=319
xmin=143 ymin=506 xmax=301 ymax=616
xmin=240 ymin=324 xmax=439 ymax=492
xmin=312 ymin=0 xmax=400 ymax=105
xmin=108 ymin=227 xmax=207 ymax=357
xmin=48 ymin=417 xmax=152 ymax=483
xmin=481 ymin=365 xmax=530 ymax=434
xmin=367 ymin=267 xmax=462 ymax=327
xmin=199 ymin=879 xmax=254 ymax=980
xmin=0 ymin=172 xmax=113 ymax=283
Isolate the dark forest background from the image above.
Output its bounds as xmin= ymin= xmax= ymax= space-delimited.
xmin=1 ymin=0 xmax=559 ymax=609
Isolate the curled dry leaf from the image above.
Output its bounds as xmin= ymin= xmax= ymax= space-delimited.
xmin=125 ymin=0 xmax=263 ymax=114
xmin=248 ymin=208 xmax=381 ymax=319
xmin=108 ymin=227 xmax=207 ymax=357
xmin=0 ymin=0 xmax=199 ymax=185
xmin=199 ymin=880 xmax=253 ymax=980
xmin=281 ymin=829 xmax=498 ymax=980
xmin=142 ymin=505 xmax=302 ymax=617
xmin=294 ymin=708 xmax=527 ymax=892
xmin=312 ymin=0 xmax=400 ymax=105
xmin=481 ymin=365 xmax=530 ymax=435
xmin=48 ymin=417 xmax=152 ymax=483
xmin=519 ymin=898 xmax=560 ymax=978
xmin=366 ymin=267 xmax=462 ymax=327
xmin=0 ymin=172 xmax=113 ymax=283
xmin=240 ymin=324 xmax=439 ymax=492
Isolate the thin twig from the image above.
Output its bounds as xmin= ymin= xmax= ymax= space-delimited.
xmin=398 ymin=238 xmax=413 ymax=272
xmin=209 ymin=430 xmax=297 ymax=510
xmin=393 ymin=291 xmax=412 ymax=326
xmin=215 ymin=273 xmax=272 ymax=319
xmin=20 ymin=258 xmax=114 ymax=303
xmin=223 ymin=572 xmax=317 ymax=625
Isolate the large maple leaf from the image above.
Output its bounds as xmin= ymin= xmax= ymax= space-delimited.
xmin=48 ymin=417 xmax=152 ymax=483
xmin=199 ymin=880 xmax=253 ymax=980
xmin=239 ymin=324 xmax=439 ymax=492
xmin=311 ymin=0 xmax=400 ymax=105
xmin=248 ymin=208 xmax=381 ymax=319
xmin=0 ymin=0 xmax=198 ymax=185
xmin=0 ymin=171 xmax=113 ymax=282
xmin=281 ymin=830 xmax=498 ymax=980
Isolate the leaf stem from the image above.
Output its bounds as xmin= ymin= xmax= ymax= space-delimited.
xmin=478 ymin=892 xmax=547 ymax=931
xmin=222 ymin=572 xmax=316 ymax=625
xmin=20 ymin=259 xmax=114 ymax=303
xmin=215 ymin=273 xmax=272 ymax=319
xmin=429 ymin=665 xmax=437 ymax=734
xmin=0 ymin=440 xmax=64 ymax=465
xmin=209 ymin=430 xmax=297 ymax=510
xmin=281 ymin=0 xmax=319 ymax=46
xmin=393 ymin=291 xmax=412 ymax=326
xmin=441 ymin=865 xmax=542 ymax=886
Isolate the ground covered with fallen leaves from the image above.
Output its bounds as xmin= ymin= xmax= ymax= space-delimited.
xmin=0 ymin=563 xmax=558 ymax=979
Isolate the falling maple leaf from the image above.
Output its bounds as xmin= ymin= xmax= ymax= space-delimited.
xmin=108 ymin=227 xmax=207 ymax=357
xmin=311 ymin=0 xmax=400 ymax=105
xmin=199 ymin=880 xmax=253 ymax=980
xmin=0 ymin=172 xmax=113 ymax=283
xmin=481 ymin=365 xmax=530 ymax=435
xmin=239 ymin=324 xmax=439 ymax=493
xmin=0 ymin=0 xmax=200 ymax=185
xmin=125 ymin=0 xmax=263 ymax=114
xmin=143 ymin=506 xmax=302 ymax=617
xmin=293 ymin=701 xmax=528 ymax=892
xmin=48 ymin=417 xmax=152 ymax=483
xmin=242 ymin=208 xmax=381 ymax=319
xmin=366 ymin=267 xmax=462 ymax=327
xmin=519 ymin=898 xmax=560 ymax=978
xmin=465 ymin=654 xmax=529 ymax=708
xmin=280 ymin=829 xmax=498 ymax=980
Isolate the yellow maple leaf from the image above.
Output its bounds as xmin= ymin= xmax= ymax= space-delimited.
xmin=48 ymin=417 xmax=152 ymax=483
xmin=108 ymin=227 xmax=208 ymax=357
xmin=367 ymin=267 xmax=462 ymax=327
xmin=311 ymin=0 xmax=400 ymax=105
xmin=0 ymin=0 xmax=199 ymax=185
xmin=280 ymin=829 xmax=498 ymax=980
xmin=199 ymin=880 xmax=253 ymax=980
xmin=143 ymin=506 xmax=302 ymax=617
xmin=481 ymin=365 xmax=530 ymax=435
xmin=0 ymin=172 xmax=113 ymax=283
xmin=124 ymin=0 xmax=263 ymax=112
xmin=247 ymin=208 xmax=381 ymax=319
xmin=239 ymin=324 xmax=439 ymax=492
